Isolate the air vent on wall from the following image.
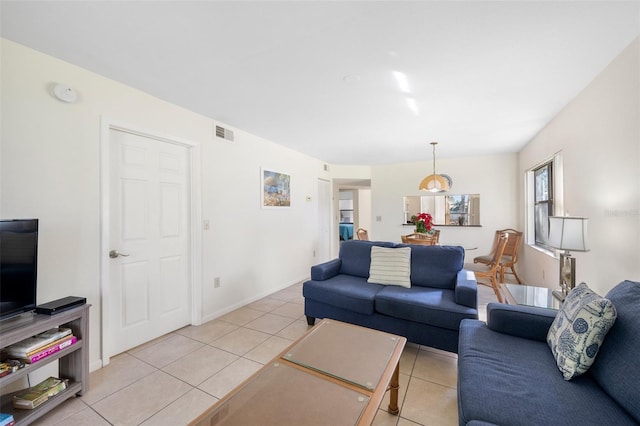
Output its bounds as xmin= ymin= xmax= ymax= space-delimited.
xmin=215 ymin=125 xmax=235 ymax=142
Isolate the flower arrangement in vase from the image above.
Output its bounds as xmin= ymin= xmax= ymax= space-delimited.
xmin=411 ymin=212 xmax=434 ymax=234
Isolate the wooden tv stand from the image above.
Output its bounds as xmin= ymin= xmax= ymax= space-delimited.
xmin=0 ymin=304 xmax=90 ymax=425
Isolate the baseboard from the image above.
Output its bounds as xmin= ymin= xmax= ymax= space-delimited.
xmin=200 ymin=276 xmax=308 ymax=324
xmin=90 ymin=359 xmax=104 ymax=372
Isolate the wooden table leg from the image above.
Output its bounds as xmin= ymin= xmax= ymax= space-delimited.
xmin=388 ymin=362 xmax=400 ymax=415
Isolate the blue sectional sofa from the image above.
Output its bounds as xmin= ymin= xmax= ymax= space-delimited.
xmin=457 ymin=280 xmax=640 ymax=425
xmin=303 ymin=240 xmax=478 ymax=353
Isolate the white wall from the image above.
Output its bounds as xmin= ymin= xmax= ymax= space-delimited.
xmin=518 ymin=37 xmax=640 ymax=295
xmin=370 ymin=153 xmax=519 ymax=261
xmin=201 ymin=129 xmax=329 ymax=321
xmin=1 ymin=39 xmax=329 ymax=369
xmin=358 ymin=189 xmax=372 ymax=233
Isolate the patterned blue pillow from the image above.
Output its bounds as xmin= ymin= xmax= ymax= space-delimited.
xmin=547 ymin=283 xmax=617 ymax=380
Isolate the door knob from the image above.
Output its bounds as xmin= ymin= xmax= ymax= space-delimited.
xmin=109 ymin=250 xmax=130 ymax=259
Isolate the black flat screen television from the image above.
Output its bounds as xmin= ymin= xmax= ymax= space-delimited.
xmin=0 ymin=219 xmax=39 ymax=320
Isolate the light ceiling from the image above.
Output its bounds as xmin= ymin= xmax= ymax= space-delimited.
xmin=2 ymin=1 xmax=639 ymax=165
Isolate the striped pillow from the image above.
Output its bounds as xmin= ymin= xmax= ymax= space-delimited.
xmin=367 ymin=246 xmax=412 ymax=288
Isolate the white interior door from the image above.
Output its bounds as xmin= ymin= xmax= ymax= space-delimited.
xmin=108 ymin=129 xmax=191 ymax=356
xmin=317 ymin=179 xmax=331 ymax=262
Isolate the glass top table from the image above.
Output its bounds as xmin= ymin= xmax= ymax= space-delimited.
xmin=283 ymin=319 xmax=401 ymax=391
xmin=190 ymin=319 xmax=406 ymax=426
xmin=192 ymin=361 xmax=371 ymax=425
xmin=501 ymin=284 xmax=561 ymax=310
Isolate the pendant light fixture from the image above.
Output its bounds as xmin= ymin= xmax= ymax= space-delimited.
xmin=419 ymin=142 xmax=451 ymax=193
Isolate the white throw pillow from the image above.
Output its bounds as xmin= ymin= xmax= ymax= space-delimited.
xmin=367 ymin=246 xmax=412 ymax=288
xmin=547 ymin=282 xmax=617 ymax=380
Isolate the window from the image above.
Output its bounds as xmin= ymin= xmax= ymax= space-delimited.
xmin=533 ymin=161 xmax=554 ymax=248
xmin=526 ymin=152 xmax=562 ymax=251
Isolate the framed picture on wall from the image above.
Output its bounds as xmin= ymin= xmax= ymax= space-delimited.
xmin=261 ymin=168 xmax=291 ymax=208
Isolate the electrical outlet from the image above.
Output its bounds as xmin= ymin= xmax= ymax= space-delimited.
xmin=214 ymin=277 xmax=220 ymax=288
xmin=542 ymin=270 xmax=545 ymax=280
xmin=203 ymin=220 xmax=210 ymax=230
xmin=313 ymin=250 xmax=316 ymax=257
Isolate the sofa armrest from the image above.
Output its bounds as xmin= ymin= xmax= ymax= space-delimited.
xmin=310 ymin=258 xmax=342 ymax=281
xmin=455 ymin=270 xmax=478 ymax=309
xmin=486 ymin=303 xmax=557 ymax=342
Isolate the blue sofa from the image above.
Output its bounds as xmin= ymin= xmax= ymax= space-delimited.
xmin=303 ymin=240 xmax=478 ymax=353
xmin=457 ymin=280 xmax=640 ymax=425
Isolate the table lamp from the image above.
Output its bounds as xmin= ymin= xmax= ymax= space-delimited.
xmin=548 ymin=216 xmax=589 ymax=301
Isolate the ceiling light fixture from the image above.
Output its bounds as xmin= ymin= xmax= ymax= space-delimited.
xmin=419 ymin=142 xmax=451 ymax=193
xmin=342 ymin=74 xmax=361 ymax=84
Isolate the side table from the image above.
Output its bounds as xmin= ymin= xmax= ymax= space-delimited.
xmin=500 ymin=284 xmax=561 ymax=310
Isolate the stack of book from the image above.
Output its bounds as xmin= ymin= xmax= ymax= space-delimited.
xmin=0 ymin=412 xmax=15 ymax=426
xmin=0 ymin=360 xmax=25 ymax=378
xmin=3 ymin=328 xmax=77 ymax=364
xmin=13 ymin=377 xmax=68 ymax=410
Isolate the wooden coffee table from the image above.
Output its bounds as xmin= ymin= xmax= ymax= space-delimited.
xmin=189 ymin=319 xmax=407 ymax=425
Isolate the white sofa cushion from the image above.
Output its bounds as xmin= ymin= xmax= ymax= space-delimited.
xmin=367 ymin=246 xmax=412 ymax=288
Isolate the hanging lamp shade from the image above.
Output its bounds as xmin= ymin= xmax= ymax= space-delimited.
xmin=419 ymin=142 xmax=451 ymax=192
xmin=419 ymin=174 xmax=450 ymax=192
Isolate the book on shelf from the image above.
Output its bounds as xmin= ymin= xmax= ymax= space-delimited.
xmin=4 ymin=327 xmax=72 ymax=357
xmin=23 ymin=333 xmax=77 ymax=358
xmin=0 ymin=412 xmax=15 ymax=426
xmin=13 ymin=376 xmax=68 ymax=410
xmin=0 ymin=360 xmax=25 ymax=378
xmin=0 ymin=365 xmax=10 ymax=378
xmin=13 ymin=335 xmax=77 ymax=364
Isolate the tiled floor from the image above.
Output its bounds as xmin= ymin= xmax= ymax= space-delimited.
xmin=31 ymin=282 xmax=500 ymax=426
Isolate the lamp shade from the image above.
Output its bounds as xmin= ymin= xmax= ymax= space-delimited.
xmin=419 ymin=174 xmax=450 ymax=192
xmin=419 ymin=141 xmax=452 ymax=193
xmin=548 ymin=216 xmax=589 ymax=252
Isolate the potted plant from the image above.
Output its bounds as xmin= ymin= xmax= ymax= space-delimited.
xmin=411 ymin=212 xmax=434 ymax=234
